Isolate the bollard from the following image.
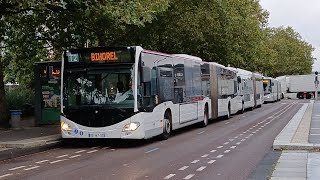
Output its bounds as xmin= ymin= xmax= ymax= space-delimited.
xmin=9 ymin=110 xmax=22 ymax=129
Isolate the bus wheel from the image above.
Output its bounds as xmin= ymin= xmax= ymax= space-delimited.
xmin=240 ymin=102 xmax=244 ymax=114
xmin=200 ymin=106 xmax=209 ymax=127
xmin=225 ymin=103 xmax=231 ymax=120
xmin=161 ymin=112 xmax=171 ymax=140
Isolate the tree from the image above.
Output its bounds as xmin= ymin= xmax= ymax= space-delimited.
xmin=0 ymin=0 xmax=169 ymax=126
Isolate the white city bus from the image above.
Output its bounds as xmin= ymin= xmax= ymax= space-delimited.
xmin=252 ymin=72 xmax=264 ymax=107
xmin=60 ymin=46 xmax=238 ymax=139
xmin=263 ymin=77 xmax=281 ymax=102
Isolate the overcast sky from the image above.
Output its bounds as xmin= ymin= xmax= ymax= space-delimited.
xmin=259 ymin=0 xmax=320 ymax=72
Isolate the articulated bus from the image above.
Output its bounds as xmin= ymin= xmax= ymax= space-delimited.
xmin=60 ymin=46 xmax=239 ymax=139
xmin=226 ymin=67 xmax=264 ymax=113
xmin=263 ymin=77 xmax=281 ymax=103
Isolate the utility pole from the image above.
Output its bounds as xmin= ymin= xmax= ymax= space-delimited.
xmin=315 ymin=71 xmax=319 ymax=100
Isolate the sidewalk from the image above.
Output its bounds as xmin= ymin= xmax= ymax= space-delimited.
xmin=0 ymin=117 xmax=61 ymax=161
xmin=271 ymin=100 xmax=320 ymax=180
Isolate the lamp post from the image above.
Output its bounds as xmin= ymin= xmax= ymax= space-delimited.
xmin=315 ymin=71 xmax=319 ymax=100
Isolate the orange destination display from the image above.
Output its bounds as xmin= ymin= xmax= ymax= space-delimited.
xmin=91 ymin=52 xmax=119 ymax=61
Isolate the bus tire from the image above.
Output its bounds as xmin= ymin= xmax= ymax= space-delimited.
xmin=200 ymin=105 xmax=209 ymax=127
xmin=224 ymin=103 xmax=231 ymax=120
xmin=161 ymin=111 xmax=172 ymax=140
xmin=240 ymin=101 xmax=244 ymax=114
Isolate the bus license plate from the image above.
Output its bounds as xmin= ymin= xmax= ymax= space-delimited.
xmin=88 ymin=132 xmax=106 ymax=138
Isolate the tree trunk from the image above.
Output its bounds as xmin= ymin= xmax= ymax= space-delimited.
xmin=0 ymin=60 xmax=9 ymax=126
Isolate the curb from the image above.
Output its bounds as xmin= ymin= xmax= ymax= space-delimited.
xmin=0 ymin=138 xmax=61 ymax=161
xmin=273 ymin=143 xmax=320 ymax=151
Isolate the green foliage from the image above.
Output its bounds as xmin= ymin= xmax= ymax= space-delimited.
xmin=5 ymin=86 xmax=34 ymax=115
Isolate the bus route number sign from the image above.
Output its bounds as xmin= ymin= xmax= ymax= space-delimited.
xmin=67 ymin=54 xmax=79 ymax=63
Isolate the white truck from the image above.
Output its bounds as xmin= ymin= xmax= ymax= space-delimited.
xmin=286 ymin=74 xmax=317 ymax=99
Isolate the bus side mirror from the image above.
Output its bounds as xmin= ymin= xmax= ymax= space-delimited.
xmin=237 ymin=76 xmax=241 ymax=83
xmin=142 ymin=66 xmax=151 ymax=82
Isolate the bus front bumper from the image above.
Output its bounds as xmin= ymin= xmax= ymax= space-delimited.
xmin=60 ymin=115 xmax=145 ymax=139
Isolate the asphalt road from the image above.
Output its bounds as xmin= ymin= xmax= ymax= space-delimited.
xmin=0 ymin=100 xmax=307 ymax=180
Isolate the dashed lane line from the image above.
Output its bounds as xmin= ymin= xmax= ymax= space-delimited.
xmin=201 ymin=154 xmax=209 ymax=158
xmin=208 ymin=160 xmax=216 ymax=164
xmin=87 ymin=150 xmax=99 ymax=154
xmin=69 ymin=155 xmax=81 ymax=159
xmin=236 ymin=142 xmax=241 ymax=145
xmin=210 ymin=150 xmax=216 ymax=153
xmin=90 ymin=146 xmax=99 ymax=149
xmin=75 ymin=150 xmax=86 ymax=153
xmin=50 ymin=159 xmax=69 ymax=164
xmin=196 ymin=166 xmax=207 ymax=172
xmin=145 ymin=148 xmax=159 ymax=154
xmin=163 ymin=174 xmax=176 ymax=179
xmin=183 ymin=174 xmax=195 ymax=180
xmin=191 ymin=160 xmax=200 ymax=164
xmin=9 ymin=166 xmax=26 ymax=171
xmin=223 ymin=142 xmax=229 ymax=145
xmin=224 ymin=150 xmax=231 ymax=153
xmin=0 ymin=174 xmax=12 ymax=179
xmin=241 ymin=139 xmax=246 ymax=141
xmin=229 ymin=139 xmax=234 ymax=141
xmin=179 ymin=166 xmax=189 ymax=171
xmin=56 ymin=154 xmax=68 ymax=158
xmin=230 ymin=146 xmax=236 ymax=149
xmin=197 ymin=131 xmax=205 ymax=135
xmin=217 ymin=146 xmax=223 ymax=149
xmin=24 ymin=166 xmax=40 ymax=171
xmin=216 ymin=155 xmax=224 ymax=158
xmin=35 ymin=160 xmax=49 ymax=164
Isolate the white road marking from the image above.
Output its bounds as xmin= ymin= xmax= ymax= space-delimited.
xmin=179 ymin=166 xmax=189 ymax=171
xmin=242 ymin=132 xmax=247 ymax=134
xmin=198 ymin=131 xmax=205 ymax=135
xmin=236 ymin=142 xmax=241 ymax=145
xmin=216 ymin=155 xmax=224 ymax=158
xmin=229 ymin=139 xmax=234 ymax=141
xmin=191 ymin=160 xmax=200 ymax=164
xmin=90 ymin=146 xmax=99 ymax=149
xmin=234 ymin=136 xmax=239 ymax=138
xmin=50 ymin=159 xmax=68 ymax=164
xmin=56 ymin=154 xmax=68 ymax=158
xmin=0 ymin=174 xmax=12 ymax=178
xmin=241 ymin=139 xmax=246 ymax=141
xmin=239 ymin=134 xmax=243 ymax=136
xmin=24 ymin=166 xmax=40 ymax=171
xmin=208 ymin=160 xmax=216 ymax=164
xmin=69 ymin=155 xmax=81 ymax=159
xmin=223 ymin=142 xmax=229 ymax=145
xmin=35 ymin=160 xmax=49 ymax=164
xmin=259 ymin=128 xmax=262 ymax=130
xmin=196 ymin=166 xmax=207 ymax=171
xmin=75 ymin=150 xmax=86 ymax=153
xmin=183 ymin=174 xmax=195 ymax=180
xmin=145 ymin=148 xmax=159 ymax=154
xmin=163 ymin=174 xmax=176 ymax=179
xmin=230 ymin=146 xmax=236 ymax=149
xmin=9 ymin=166 xmax=26 ymax=171
xmin=252 ymin=132 xmax=256 ymax=134
xmin=102 ymin=147 xmax=110 ymax=150
xmin=87 ymin=150 xmax=99 ymax=154
xmin=210 ymin=150 xmax=217 ymax=153
xmin=201 ymin=154 xmax=209 ymax=158
xmin=225 ymin=122 xmax=230 ymax=124
xmin=224 ymin=150 xmax=231 ymax=153
xmin=217 ymin=146 xmax=223 ymax=149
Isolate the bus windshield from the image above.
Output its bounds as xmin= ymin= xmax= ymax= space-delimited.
xmin=64 ymin=65 xmax=134 ymax=109
xmin=263 ymin=79 xmax=272 ymax=94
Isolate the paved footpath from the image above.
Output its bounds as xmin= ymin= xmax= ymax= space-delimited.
xmin=0 ymin=118 xmax=61 ymax=161
xmin=271 ymin=100 xmax=320 ymax=180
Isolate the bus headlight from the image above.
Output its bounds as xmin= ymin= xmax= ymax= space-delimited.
xmin=61 ymin=122 xmax=72 ymax=131
xmin=122 ymin=122 xmax=140 ymax=132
